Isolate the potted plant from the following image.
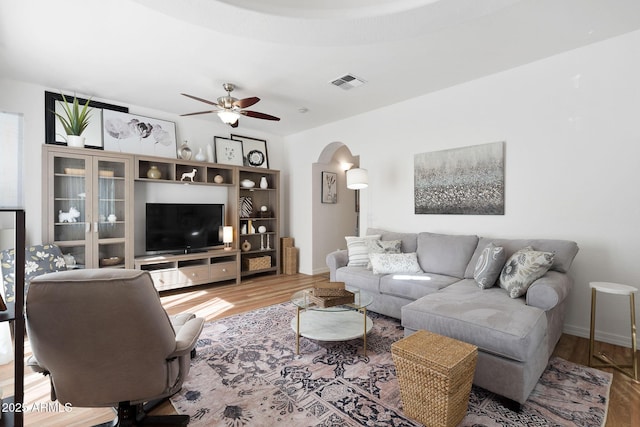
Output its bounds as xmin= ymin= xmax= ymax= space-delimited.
xmin=53 ymin=94 xmax=93 ymax=148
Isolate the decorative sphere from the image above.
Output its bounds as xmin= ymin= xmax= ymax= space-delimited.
xmin=258 ymin=225 xmax=267 ymax=233
xmin=214 ymin=174 xmax=224 ymax=183
xmin=260 ymin=205 xmax=268 ymax=212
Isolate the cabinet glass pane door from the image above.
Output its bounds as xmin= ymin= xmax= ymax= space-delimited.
xmin=53 ymin=156 xmax=88 ymax=268
xmin=96 ymin=159 xmax=127 ymax=268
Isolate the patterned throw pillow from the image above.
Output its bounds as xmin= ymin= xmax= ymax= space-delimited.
xmin=499 ymin=246 xmax=554 ymax=298
xmin=473 ymin=243 xmax=506 ymax=289
xmin=365 ymin=239 xmax=402 ymax=269
xmin=0 ymin=244 xmax=67 ymax=303
xmin=345 ymin=235 xmax=381 ymax=267
xmin=369 ymin=252 xmax=423 ymax=275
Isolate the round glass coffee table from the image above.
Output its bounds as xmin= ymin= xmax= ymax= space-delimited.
xmin=291 ymin=288 xmax=374 ymax=355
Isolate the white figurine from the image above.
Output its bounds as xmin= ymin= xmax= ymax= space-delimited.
xmin=58 ymin=207 xmax=80 ymax=223
xmin=181 ymin=168 xmax=198 ymax=182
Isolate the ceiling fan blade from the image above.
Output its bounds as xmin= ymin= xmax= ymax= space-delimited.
xmin=181 ymin=93 xmax=220 ymax=107
xmin=233 ymin=97 xmax=260 ymax=109
xmin=180 ymin=110 xmax=219 ymax=117
xmin=241 ymin=110 xmax=281 ymax=121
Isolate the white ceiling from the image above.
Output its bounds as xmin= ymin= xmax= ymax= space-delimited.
xmin=1 ymin=0 xmax=640 ymax=136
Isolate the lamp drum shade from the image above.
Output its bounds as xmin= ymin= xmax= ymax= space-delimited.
xmin=346 ymin=168 xmax=368 ymax=189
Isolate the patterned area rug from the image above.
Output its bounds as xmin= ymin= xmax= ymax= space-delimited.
xmin=170 ymin=303 xmax=612 ymax=426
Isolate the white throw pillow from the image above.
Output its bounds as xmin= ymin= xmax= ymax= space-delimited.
xmin=345 ymin=235 xmax=381 ymax=267
xmin=369 ymin=252 xmax=423 ymax=275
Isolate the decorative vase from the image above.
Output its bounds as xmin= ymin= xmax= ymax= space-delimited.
xmin=241 ymin=240 xmax=252 ymax=252
xmin=207 ymin=143 xmax=215 ymax=162
xmin=260 ymin=176 xmax=268 ymax=189
xmin=146 ymin=165 xmax=161 ymax=179
xmin=178 ymin=141 xmax=192 ymax=160
xmin=195 ymin=148 xmax=206 ymax=162
xmin=67 ymin=135 xmax=85 ymax=148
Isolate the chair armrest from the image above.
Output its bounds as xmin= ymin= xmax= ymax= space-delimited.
xmin=526 ymin=270 xmax=573 ymax=311
xmin=326 ymin=249 xmax=349 ymax=281
xmin=168 ymin=317 xmax=204 ymax=359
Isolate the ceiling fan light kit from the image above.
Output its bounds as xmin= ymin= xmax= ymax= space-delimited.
xmin=181 ymin=83 xmax=280 ymax=128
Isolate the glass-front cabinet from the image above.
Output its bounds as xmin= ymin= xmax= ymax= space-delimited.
xmin=42 ymin=145 xmax=133 ymax=269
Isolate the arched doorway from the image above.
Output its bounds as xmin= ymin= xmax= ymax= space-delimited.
xmin=311 ymin=142 xmax=361 ymax=274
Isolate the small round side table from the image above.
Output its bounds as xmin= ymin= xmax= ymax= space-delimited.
xmin=589 ymin=281 xmax=638 ymax=381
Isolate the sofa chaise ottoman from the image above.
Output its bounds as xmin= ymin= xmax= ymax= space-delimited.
xmin=326 ymin=228 xmax=579 ymax=404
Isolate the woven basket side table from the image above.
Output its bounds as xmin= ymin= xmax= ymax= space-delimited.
xmin=391 ymin=330 xmax=478 ymax=427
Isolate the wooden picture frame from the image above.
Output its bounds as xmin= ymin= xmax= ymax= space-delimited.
xmin=231 ymin=134 xmax=269 ymax=168
xmin=321 ymin=171 xmax=337 ymax=204
xmin=45 ymin=91 xmax=128 ymax=149
xmin=215 ymin=137 xmax=244 ymax=166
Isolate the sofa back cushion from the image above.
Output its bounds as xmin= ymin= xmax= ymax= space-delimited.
xmin=416 ymin=232 xmax=479 ymax=278
xmin=464 ymin=237 xmax=579 ymax=279
xmin=367 ymin=228 xmax=418 ymax=253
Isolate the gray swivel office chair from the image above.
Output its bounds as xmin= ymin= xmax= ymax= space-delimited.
xmin=26 ymin=269 xmax=204 ymax=426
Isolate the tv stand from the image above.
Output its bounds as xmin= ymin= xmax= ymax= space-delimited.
xmin=135 ymin=249 xmax=240 ymax=292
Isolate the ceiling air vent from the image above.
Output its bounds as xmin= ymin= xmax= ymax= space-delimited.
xmin=330 ymin=73 xmax=366 ymax=91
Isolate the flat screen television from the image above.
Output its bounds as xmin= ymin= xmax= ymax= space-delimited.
xmin=146 ymin=203 xmax=225 ymax=254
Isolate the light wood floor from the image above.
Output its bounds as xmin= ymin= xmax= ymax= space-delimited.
xmin=2 ymin=273 xmax=639 ymax=426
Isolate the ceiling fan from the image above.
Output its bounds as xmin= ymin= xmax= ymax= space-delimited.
xmin=180 ymin=83 xmax=280 ymax=128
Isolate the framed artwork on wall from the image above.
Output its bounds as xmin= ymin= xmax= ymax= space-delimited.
xmin=45 ymin=91 xmax=128 ymax=149
xmin=414 ymin=141 xmax=505 ymax=215
xmin=215 ymin=137 xmax=244 ymax=166
xmin=321 ymin=171 xmax=337 ymax=204
xmin=231 ymin=134 xmax=269 ymax=168
xmin=102 ymin=110 xmax=177 ymax=158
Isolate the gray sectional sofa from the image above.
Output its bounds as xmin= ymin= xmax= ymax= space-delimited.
xmin=326 ymin=228 xmax=579 ymax=404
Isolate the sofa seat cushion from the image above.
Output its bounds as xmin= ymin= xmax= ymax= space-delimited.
xmin=335 ymin=266 xmax=381 ymax=295
xmin=401 ymin=279 xmax=547 ymax=362
xmin=380 ymin=272 xmax=458 ymax=300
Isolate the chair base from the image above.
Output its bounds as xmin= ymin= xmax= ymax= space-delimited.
xmin=95 ymin=400 xmax=189 ymax=427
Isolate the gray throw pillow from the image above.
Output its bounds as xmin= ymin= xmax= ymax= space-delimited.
xmin=473 ymin=243 xmax=505 ymax=289
xmin=365 ymin=239 xmax=402 ymax=269
xmin=499 ymin=246 xmax=554 ymax=298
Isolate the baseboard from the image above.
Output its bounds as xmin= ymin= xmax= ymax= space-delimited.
xmin=311 ymin=267 xmax=330 ymax=276
xmin=563 ymin=324 xmax=633 ymax=348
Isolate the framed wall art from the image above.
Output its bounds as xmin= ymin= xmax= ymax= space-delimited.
xmin=215 ymin=136 xmax=244 ymax=166
xmin=321 ymin=171 xmax=337 ymax=204
xmin=102 ymin=110 xmax=177 ymax=158
xmin=231 ymin=134 xmax=269 ymax=168
xmin=414 ymin=141 xmax=505 ymax=215
xmin=45 ymin=91 xmax=128 ymax=149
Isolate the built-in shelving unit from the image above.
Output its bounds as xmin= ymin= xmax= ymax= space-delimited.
xmin=44 ymin=147 xmax=281 ymax=292
xmin=235 ymin=167 xmax=281 ymax=277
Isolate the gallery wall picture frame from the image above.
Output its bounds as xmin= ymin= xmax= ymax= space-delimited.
xmin=45 ymin=91 xmax=128 ymax=149
xmin=215 ymin=136 xmax=244 ymax=166
xmin=231 ymin=134 xmax=269 ymax=168
xmin=102 ymin=110 xmax=177 ymax=158
xmin=321 ymin=171 xmax=337 ymax=204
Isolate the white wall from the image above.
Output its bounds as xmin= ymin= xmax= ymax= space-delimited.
xmin=285 ymin=29 xmax=640 ymax=346
xmin=0 ymin=78 xmax=286 ymax=250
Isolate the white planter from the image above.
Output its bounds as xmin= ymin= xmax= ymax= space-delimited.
xmin=67 ymin=135 xmax=85 ymax=148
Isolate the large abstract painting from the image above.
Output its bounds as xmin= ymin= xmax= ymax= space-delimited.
xmin=414 ymin=141 xmax=505 ymax=215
